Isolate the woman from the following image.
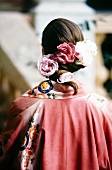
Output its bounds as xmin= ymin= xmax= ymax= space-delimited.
xmin=0 ymin=18 xmax=112 ymax=170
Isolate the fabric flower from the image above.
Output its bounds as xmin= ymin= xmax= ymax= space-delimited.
xmin=75 ymin=40 xmax=97 ymax=66
xmin=85 ymin=40 xmax=97 ymax=56
xmin=38 ymin=40 xmax=97 ymax=78
xmin=53 ymin=42 xmax=77 ymax=64
xmin=38 ymin=57 xmax=58 ymax=76
xmin=57 ymin=72 xmax=74 ymax=83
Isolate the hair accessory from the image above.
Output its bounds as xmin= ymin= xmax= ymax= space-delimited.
xmin=75 ymin=40 xmax=97 ymax=66
xmin=57 ymin=72 xmax=74 ymax=83
xmin=38 ymin=40 xmax=97 ymax=77
xmin=48 ymin=42 xmax=82 ymax=64
xmin=38 ymin=57 xmax=58 ymax=76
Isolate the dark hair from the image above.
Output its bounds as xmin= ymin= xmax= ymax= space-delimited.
xmin=42 ymin=18 xmax=84 ymax=54
xmin=42 ymin=18 xmax=85 ymax=94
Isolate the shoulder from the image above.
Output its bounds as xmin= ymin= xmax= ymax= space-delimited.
xmin=86 ymin=93 xmax=108 ymax=108
xmin=8 ymin=94 xmax=39 ymax=121
xmin=84 ymin=92 xmax=112 ymax=121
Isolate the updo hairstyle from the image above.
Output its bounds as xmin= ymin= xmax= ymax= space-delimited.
xmin=42 ymin=18 xmax=85 ymax=94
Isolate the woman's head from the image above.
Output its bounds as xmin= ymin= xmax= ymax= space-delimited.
xmin=41 ymin=18 xmax=85 ymax=75
xmin=42 ymin=18 xmax=84 ymax=55
xmin=39 ymin=18 xmax=97 ymax=94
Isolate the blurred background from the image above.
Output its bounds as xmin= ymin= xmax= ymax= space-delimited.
xmin=0 ymin=0 xmax=112 ymax=132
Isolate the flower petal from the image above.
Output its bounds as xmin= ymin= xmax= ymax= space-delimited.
xmin=57 ymin=72 xmax=74 ymax=83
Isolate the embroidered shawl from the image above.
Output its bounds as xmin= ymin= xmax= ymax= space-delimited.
xmin=0 ymin=80 xmax=112 ymax=170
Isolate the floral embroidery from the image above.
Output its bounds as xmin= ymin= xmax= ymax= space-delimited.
xmin=20 ymin=132 xmax=29 ymax=151
xmin=19 ymin=123 xmax=38 ymax=169
xmin=37 ymin=93 xmax=47 ymax=98
xmin=87 ymin=93 xmax=107 ymax=108
xmin=22 ymin=80 xmax=76 ymax=99
xmin=29 ymin=125 xmax=37 ymax=140
xmin=47 ymin=93 xmax=56 ymax=99
xmin=38 ymin=80 xmax=53 ymax=94
xmin=18 ymin=102 xmax=43 ymax=170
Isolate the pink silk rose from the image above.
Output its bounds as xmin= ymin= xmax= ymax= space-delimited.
xmin=38 ymin=57 xmax=58 ymax=76
xmin=54 ymin=42 xmax=83 ymax=64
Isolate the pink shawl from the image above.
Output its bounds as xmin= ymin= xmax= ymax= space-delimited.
xmin=0 ymin=80 xmax=112 ymax=170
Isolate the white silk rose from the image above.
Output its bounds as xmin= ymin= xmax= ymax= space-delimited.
xmin=38 ymin=57 xmax=58 ymax=76
xmin=85 ymin=40 xmax=97 ymax=56
xmin=75 ymin=40 xmax=97 ymax=66
xmin=57 ymin=72 xmax=74 ymax=83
